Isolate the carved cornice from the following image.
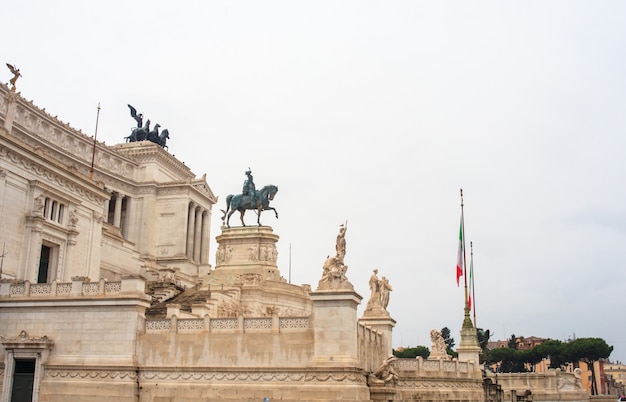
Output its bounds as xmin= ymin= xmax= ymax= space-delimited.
xmin=1 ymin=330 xmax=54 ymax=349
xmin=114 ymin=142 xmax=193 ymax=179
xmin=0 ymin=132 xmax=108 ymax=204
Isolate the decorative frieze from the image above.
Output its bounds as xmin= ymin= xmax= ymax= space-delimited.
xmin=45 ymin=369 xmax=137 ymax=381
xmin=138 ymin=370 xmax=365 ymax=383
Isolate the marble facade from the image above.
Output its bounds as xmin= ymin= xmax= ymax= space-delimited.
xmin=0 ymin=83 xmax=588 ymax=402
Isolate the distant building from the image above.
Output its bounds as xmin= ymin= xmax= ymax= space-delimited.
xmin=488 ymin=335 xmax=546 ymax=350
xmin=604 ymin=361 xmax=626 ymax=386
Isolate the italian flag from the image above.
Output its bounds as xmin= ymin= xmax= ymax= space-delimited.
xmin=468 ymin=256 xmax=474 ymax=309
xmin=456 ymin=216 xmax=463 ymax=286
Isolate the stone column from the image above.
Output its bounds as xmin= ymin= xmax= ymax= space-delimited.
xmin=23 ymin=220 xmax=43 ymax=283
xmin=103 ymin=188 xmax=113 ymax=224
xmin=309 ymin=289 xmax=362 ymax=366
xmin=193 ymin=207 xmax=203 ymax=261
xmin=113 ymin=192 xmax=123 ymax=228
xmin=200 ymin=210 xmax=209 ymax=264
xmin=186 ymin=202 xmax=195 ymax=259
xmin=121 ymin=196 xmax=131 ymax=238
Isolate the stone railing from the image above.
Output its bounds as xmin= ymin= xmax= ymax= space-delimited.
xmin=395 ymin=357 xmax=478 ymax=378
xmin=145 ymin=316 xmax=310 ymax=334
xmin=487 ymin=369 xmax=589 ymax=402
xmin=358 ymin=323 xmax=385 ymax=373
xmin=0 ymin=276 xmax=145 ymax=298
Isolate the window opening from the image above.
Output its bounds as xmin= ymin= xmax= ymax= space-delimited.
xmin=37 ymin=245 xmax=51 ymax=284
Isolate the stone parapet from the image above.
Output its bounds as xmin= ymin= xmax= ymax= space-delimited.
xmin=487 ymin=369 xmax=589 ymax=402
xmin=0 ymin=277 xmax=147 ymax=299
xmin=144 ymin=315 xmax=310 ymax=334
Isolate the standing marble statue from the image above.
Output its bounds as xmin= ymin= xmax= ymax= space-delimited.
xmin=380 ymin=276 xmax=392 ymax=309
xmin=365 ymin=269 xmax=392 ymax=313
xmin=366 ymin=269 xmax=381 ymax=309
xmin=336 ymin=223 xmax=347 ymax=261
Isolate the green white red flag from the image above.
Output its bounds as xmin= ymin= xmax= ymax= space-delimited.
xmin=456 ymin=216 xmax=463 ymax=286
xmin=468 ymin=253 xmax=474 ymax=309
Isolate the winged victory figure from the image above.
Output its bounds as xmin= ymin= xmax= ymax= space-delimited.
xmin=6 ymin=63 xmax=21 ymax=91
xmin=127 ymin=104 xmax=143 ymax=128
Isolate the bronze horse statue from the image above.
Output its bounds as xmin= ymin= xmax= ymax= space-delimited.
xmin=222 ymin=184 xmax=278 ymax=227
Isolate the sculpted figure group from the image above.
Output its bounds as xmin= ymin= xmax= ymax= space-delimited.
xmin=429 ymin=329 xmax=451 ymax=360
xmin=125 ymin=104 xmax=170 ymax=149
xmin=318 ymin=223 xmax=352 ymax=289
xmin=365 ymin=268 xmax=393 ymax=312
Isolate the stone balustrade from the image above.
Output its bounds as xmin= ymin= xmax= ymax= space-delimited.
xmin=0 ymin=276 xmax=143 ymax=298
xmin=395 ymin=356 xmax=477 ymax=378
xmin=145 ymin=315 xmax=310 ymax=334
xmin=358 ymin=322 xmax=385 ymax=372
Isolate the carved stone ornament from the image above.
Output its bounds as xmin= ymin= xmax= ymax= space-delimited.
xmin=368 ymin=355 xmax=398 ymax=385
xmin=429 ymin=329 xmax=451 ymax=360
xmin=1 ymin=330 xmax=54 ymax=349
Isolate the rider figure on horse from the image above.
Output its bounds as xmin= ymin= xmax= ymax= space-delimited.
xmin=242 ymin=169 xmax=258 ymax=207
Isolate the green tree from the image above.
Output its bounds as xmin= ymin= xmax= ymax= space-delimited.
xmin=489 ymin=346 xmax=527 ymax=373
xmin=393 ymin=346 xmax=430 ymax=359
xmin=477 ymin=328 xmax=491 ymax=364
xmin=564 ymin=338 xmax=613 ymax=395
xmin=507 ymin=334 xmax=518 ymax=349
xmin=534 ymin=339 xmax=565 ymax=369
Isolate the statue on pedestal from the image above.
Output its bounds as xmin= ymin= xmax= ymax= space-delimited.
xmin=318 ymin=223 xmax=353 ymax=290
xmin=221 ymin=169 xmax=279 ymax=227
xmin=365 ymin=269 xmax=393 ymax=314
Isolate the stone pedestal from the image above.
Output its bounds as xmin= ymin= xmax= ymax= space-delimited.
xmin=210 ymin=226 xmax=281 ymax=286
xmin=456 ymin=307 xmax=481 ymax=364
xmin=310 ymin=289 xmax=362 ymax=366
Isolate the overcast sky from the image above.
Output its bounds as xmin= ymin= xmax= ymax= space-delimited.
xmin=4 ymin=1 xmax=626 ymax=363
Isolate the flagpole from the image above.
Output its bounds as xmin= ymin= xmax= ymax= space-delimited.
xmin=89 ymin=103 xmax=101 ymax=180
xmin=470 ymin=241 xmax=477 ymax=329
xmin=460 ymin=189 xmax=469 ymax=310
